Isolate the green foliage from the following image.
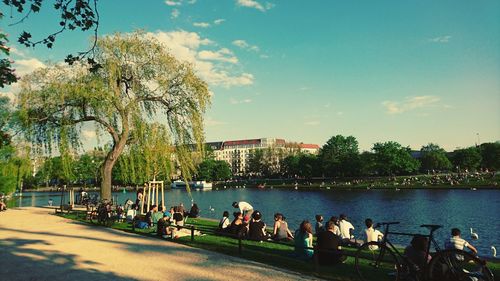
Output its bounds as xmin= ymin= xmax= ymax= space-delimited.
xmin=319 ymin=135 xmax=360 ymax=177
xmin=246 ymin=149 xmax=265 ymax=176
xmin=0 ymin=13 xmax=18 ymax=87
xmin=452 ymin=147 xmax=482 ymax=172
xmin=17 ymin=32 xmax=211 ymax=199
xmin=0 ymin=145 xmax=31 ymax=194
xmin=479 ymin=142 xmax=500 ymax=170
xmin=372 ymin=141 xmax=420 ymax=175
xmin=196 ymin=159 xmax=232 ymax=181
xmin=419 ymin=143 xmax=452 ymax=172
xmin=117 ymin=123 xmax=174 ymax=184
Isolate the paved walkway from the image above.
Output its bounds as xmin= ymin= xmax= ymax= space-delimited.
xmin=0 ymin=207 xmax=319 ymax=281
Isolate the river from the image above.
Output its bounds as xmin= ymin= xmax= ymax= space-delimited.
xmin=6 ymin=187 xmax=500 ymax=256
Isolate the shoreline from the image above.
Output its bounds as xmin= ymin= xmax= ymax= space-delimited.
xmin=16 ymin=184 xmax=500 ymax=193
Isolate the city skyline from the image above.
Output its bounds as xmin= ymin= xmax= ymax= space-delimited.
xmin=1 ymin=0 xmax=499 ymax=151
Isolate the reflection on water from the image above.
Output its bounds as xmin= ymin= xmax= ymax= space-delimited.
xmin=8 ymin=188 xmax=500 ymax=256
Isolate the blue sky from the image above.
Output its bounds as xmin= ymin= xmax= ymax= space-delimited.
xmin=1 ymin=0 xmax=499 ymax=151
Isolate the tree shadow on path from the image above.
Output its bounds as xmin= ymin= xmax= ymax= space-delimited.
xmin=0 ymin=238 xmax=138 ymax=281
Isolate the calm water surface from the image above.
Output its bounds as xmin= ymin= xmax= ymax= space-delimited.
xmin=8 ymin=188 xmax=500 ymax=256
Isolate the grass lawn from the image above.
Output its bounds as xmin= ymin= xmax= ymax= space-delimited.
xmin=58 ymin=212 xmax=499 ymax=281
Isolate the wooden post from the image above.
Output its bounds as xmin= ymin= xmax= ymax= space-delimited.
xmin=140 ymin=189 xmax=145 ymax=215
xmin=146 ymin=183 xmax=151 ymax=212
xmin=161 ymin=182 xmax=165 ymax=211
xmin=155 ymin=183 xmax=159 ymax=207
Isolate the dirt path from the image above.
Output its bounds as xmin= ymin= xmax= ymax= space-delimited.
xmin=0 ymin=207 xmax=320 ymax=281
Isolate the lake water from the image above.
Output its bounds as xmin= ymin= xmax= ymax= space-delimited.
xmin=7 ymin=188 xmax=500 ymax=256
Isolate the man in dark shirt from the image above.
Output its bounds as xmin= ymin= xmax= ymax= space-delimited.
xmin=145 ymin=205 xmax=158 ymax=227
xmin=315 ymin=221 xmax=346 ymax=266
xmin=157 ymin=214 xmax=172 ymax=237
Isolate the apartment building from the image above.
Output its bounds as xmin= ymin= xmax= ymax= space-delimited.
xmin=207 ymin=138 xmax=320 ymax=176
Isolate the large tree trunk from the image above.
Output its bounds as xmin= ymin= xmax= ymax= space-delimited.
xmin=100 ymin=127 xmax=129 ymax=200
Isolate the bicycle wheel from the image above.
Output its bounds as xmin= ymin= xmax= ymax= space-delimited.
xmin=428 ymin=249 xmax=494 ymax=281
xmin=355 ymin=242 xmax=401 ymax=281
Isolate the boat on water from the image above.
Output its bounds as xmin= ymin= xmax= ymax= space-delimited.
xmin=171 ymin=180 xmax=213 ymax=190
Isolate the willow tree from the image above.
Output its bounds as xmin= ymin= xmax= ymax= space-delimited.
xmin=117 ymin=122 xmax=182 ymax=185
xmin=18 ymin=32 xmax=210 ymax=200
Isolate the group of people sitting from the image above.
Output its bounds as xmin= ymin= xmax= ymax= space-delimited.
xmin=215 ymin=203 xmax=346 ymax=265
xmin=131 ymin=202 xmax=203 ymax=239
xmin=216 ymin=202 xmax=480 ymax=268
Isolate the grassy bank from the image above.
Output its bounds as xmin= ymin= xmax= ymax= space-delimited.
xmin=57 ymin=212 xmax=499 ymax=281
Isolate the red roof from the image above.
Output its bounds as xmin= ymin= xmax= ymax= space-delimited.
xmin=299 ymin=143 xmax=320 ymax=149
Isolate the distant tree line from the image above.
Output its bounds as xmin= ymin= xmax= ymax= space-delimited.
xmin=246 ymin=135 xmax=500 ymax=179
xmin=22 ymin=135 xmax=499 ymax=188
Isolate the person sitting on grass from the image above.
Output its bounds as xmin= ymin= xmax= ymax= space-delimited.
xmin=157 ymin=213 xmax=175 ymax=239
xmin=248 ymin=211 xmax=268 ymax=241
xmin=444 ymin=228 xmax=478 ymax=254
xmin=315 ymin=214 xmax=325 ymax=235
xmin=315 ymin=221 xmax=346 ymax=266
xmin=188 ymin=203 xmax=200 ymax=218
xmin=218 ymin=211 xmax=231 ymax=232
xmin=273 ymin=213 xmax=294 ymax=241
xmin=145 ymin=205 xmax=158 ymax=227
xmin=172 ymin=206 xmax=185 ymax=227
xmin=294 ymin=220 xmax=314 ymax=260
xmin=229 ymin=211 xmax=247 ymax=237
xmin=339 ymin=213 xmax=355 ymax=245
xmin=364 ymin=218 xmax=383 ymax=249
xmin=404 ymin=235 xmax=431 ymax=271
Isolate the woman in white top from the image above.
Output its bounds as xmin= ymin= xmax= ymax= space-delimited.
xmin=218 ymin=211 xmax=231 ymax=231
xmin=364 ymin=218 xmax=384 ymax=250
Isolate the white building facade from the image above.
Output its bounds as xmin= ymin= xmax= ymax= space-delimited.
xmin=207 ymin=138 xmax=320 ymax=176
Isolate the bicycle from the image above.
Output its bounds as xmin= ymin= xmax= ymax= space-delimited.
xmin=89 ymin=200 xmax=116 ymax=227
xmin=354 ymin=222 xmax=493 ymax=281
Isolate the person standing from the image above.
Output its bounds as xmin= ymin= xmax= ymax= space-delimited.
xmin=232 ymin=201 xmax=253 ymax=221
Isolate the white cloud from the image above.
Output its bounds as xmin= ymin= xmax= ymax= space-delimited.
xmin=237 ymin=0 xmax=274 ymax=12
xmin=171 ymin=8 xmax=180 ymax=19
xmin=429 ymin=35 xmax=452 ymax=43
xmin=147 ymin=30 xmax=254 ymax=87
xmin=199 ymin=48 xmax=238 ymax=64
xmin=193 ymin=22 xmax=211 ymax=28
xmin=205 ymin=117 xmax=227 ymax=127
xmin=382 ymin=95 xmax=441 ymax=114
xmin=230 ymin=98 xmax=252 ymax=104
xmin=165 ymin=0 xmax=182 ymax=6
xmin=9 ymin=47 xmax=26 ymax=57
xmin=232 ymin=39 xmax=260 ymax=52
xmin=14 ymin=58 xmax=46 ymax=77
xmin=214 ymin=19 xmax=226 ymax=25
xmin=304 ymin=121 xmax=320 ymax=126
xmin=259 ymin=54 xmax=269 ymax=59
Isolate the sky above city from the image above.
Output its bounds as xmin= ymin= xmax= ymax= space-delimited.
xmin=1 ymin=0 xmax=499 ymax=151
